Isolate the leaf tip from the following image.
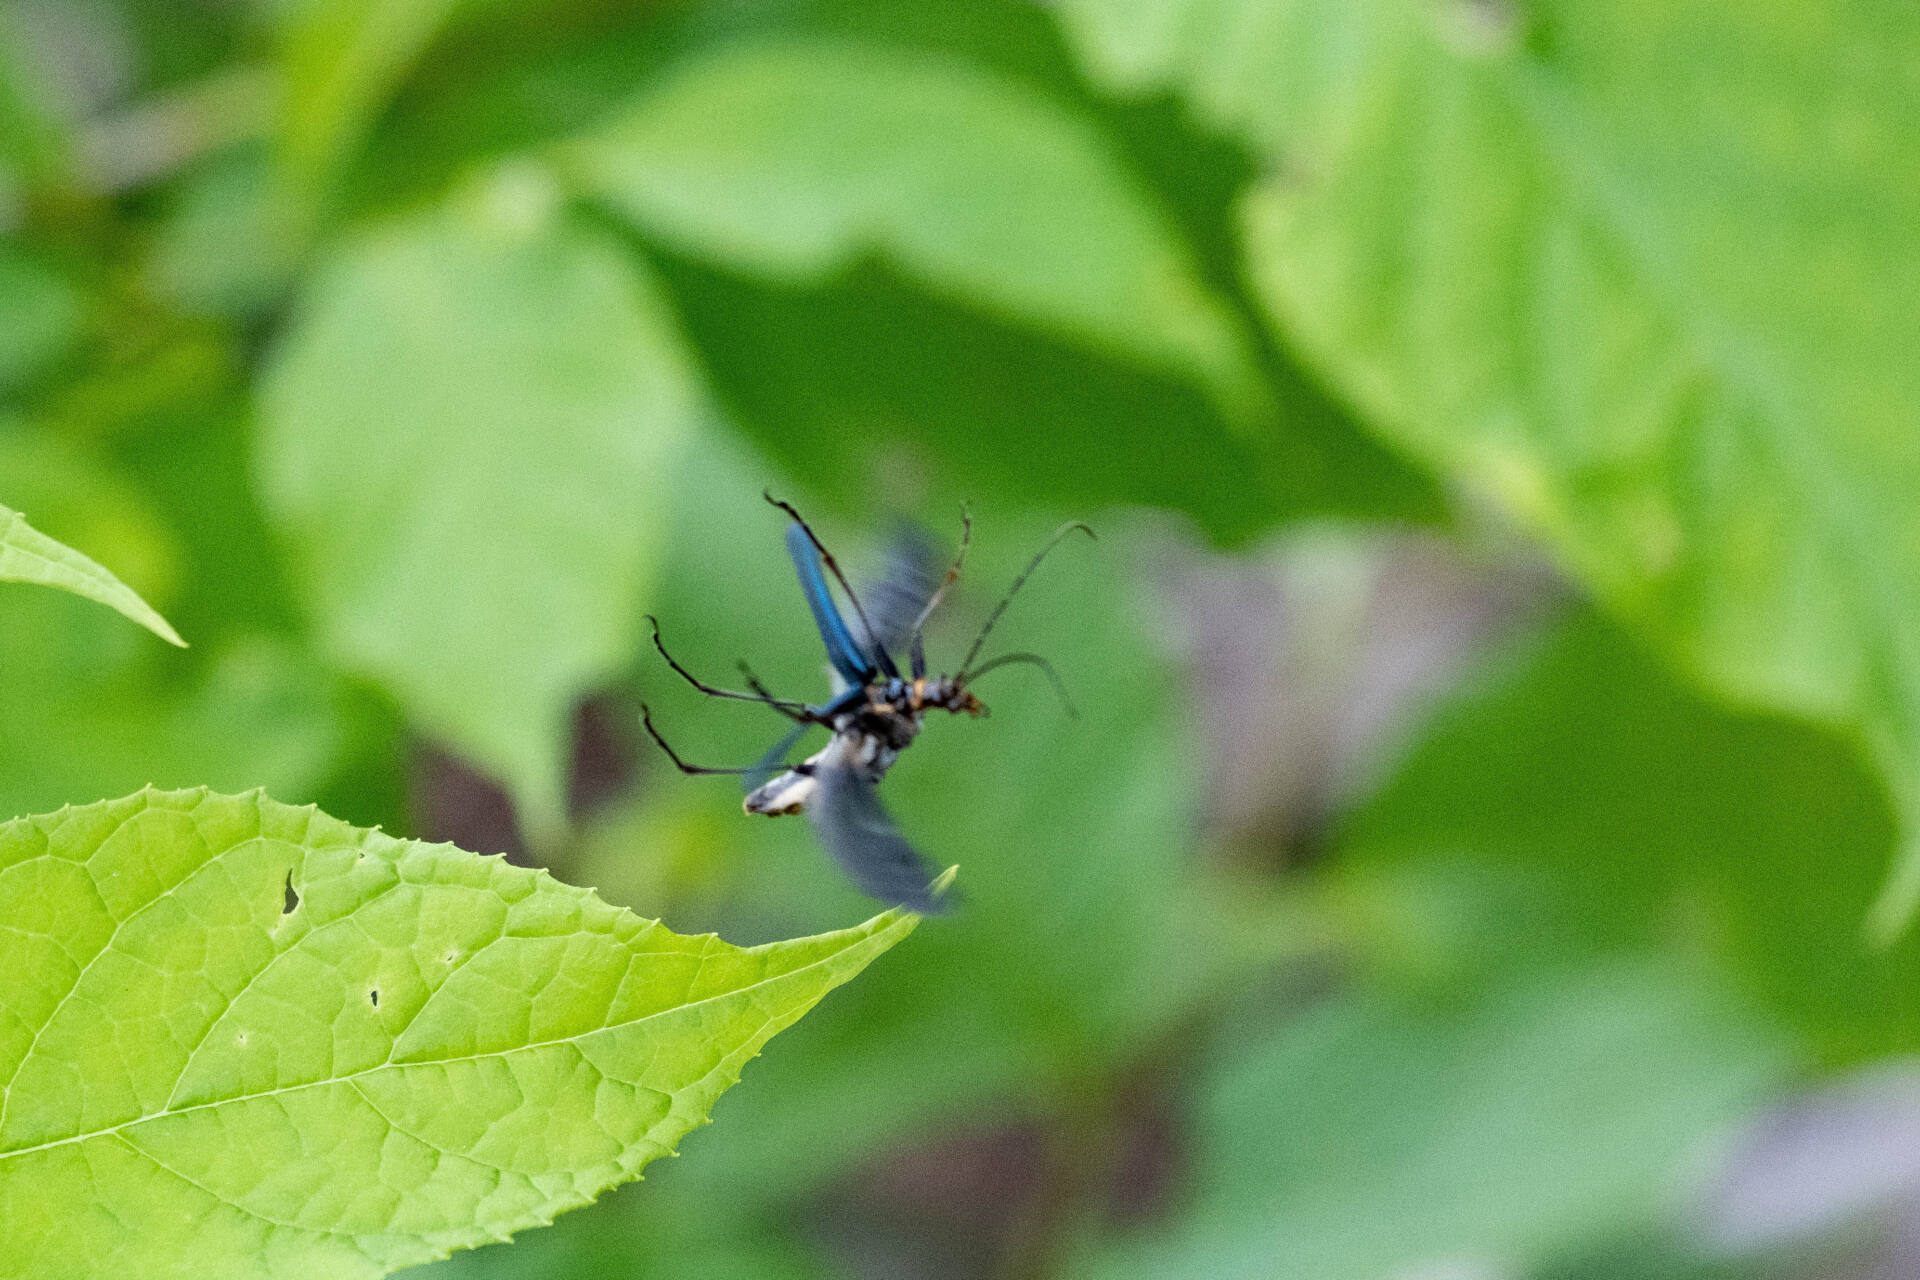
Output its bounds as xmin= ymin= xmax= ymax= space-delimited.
xmin=929 ymin=864 xmax=960 ymax=902
xmin=1866 ymin=836 xmax=1920 ymax=948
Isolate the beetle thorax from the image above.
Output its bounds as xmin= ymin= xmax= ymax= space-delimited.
xmin=835 ymin=689 xmax=925 ymax=753
xmin=862 ymin=674 xmax=986 ymax=720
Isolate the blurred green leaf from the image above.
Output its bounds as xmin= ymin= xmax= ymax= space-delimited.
xmin=109 ymin=401 xmax=305 ymax=648
xmin=1348 ymin=612 xmax=1920 ymax=1066
xmin=350 ymin=0 xmax=1438 ymax=542
xmin=564 ymin=39 xmax=1264 ymax=423
xmin=0 ymin=249 xmax=84 ymax=396
xmin=258 ymin=167 xmax=700 ymax=841
xmin=0 ymin=614 xmax=343 ymax=820
xmin=1074 ymin=959 xmax=1790 ymax=1280
xmin=145 ymin=147 xmax=301 ymax=316
xmin=0 ymin=425 xmax=339 ymax=816
xmin=0 ymin=787 xmax=919 ymax=1278
xmin=653 ymin=254 xmax=1439 ymax=543
xmin=111 ymin=0 xmax=246 ymax=94
xmin=345 ymin=1 xmax=684 ymax=213
xmin=419 ymin=1175 xmax=837 ymax=1280
xmin=1539 ymin=1234 xmax=1768 ymax=1280
xmin=1057 ymin=0 xmax=1920 ymax=930
xmin=276 ymin=0 xmax=469 ymax=207
xmin=0 ymin=499 xmax=183 ymax=646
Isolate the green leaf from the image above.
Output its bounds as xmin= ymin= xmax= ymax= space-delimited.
xmin=257 ymin=167 xmax=701 ymax=841
xmin=0 ymin=621 xmax=346 ymax=823
xmin=145 ymin=147 xmax=302 ymax=317
xmin=276 ymin=0 xmax=468 ymax=205
xmin=344 ymin=7 xmax=1447 ymax=536
xmin=0 ymin=250 xmax=85 ymax=395
xmin=0 ymin=500 xmax=183 ymax=646
xmin=421 ymin=1189 xmax=837 ymax=1280
xmin=0 ymin=422 xmax=341 ymax=821
xmin=651 ymin=252 xmax=1440 ymax=544
xmin=1072 ymin=959 xmax=1790 ymax=1280
xmin=1347 ymin=611 xmax=1917 ymax=1065
xmin=563 ymin=39 xmax=1265 ymax=422
xmin=0 ymin=788 xmax=919 ymax=1278
xmin=1055 ymin=0 xmax=1920 ymax=930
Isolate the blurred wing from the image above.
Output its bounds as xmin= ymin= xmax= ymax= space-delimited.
xmin=852 ymin=523 xmax=943 ymax=664
xmin=808 ymin=757 xmax=951 ymax=913
xmin=742 ymin=719 xmax=812 ymax=794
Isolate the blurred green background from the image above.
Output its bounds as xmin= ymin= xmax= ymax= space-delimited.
xmin=6 ymin=0 xmax=1920 ymax=1276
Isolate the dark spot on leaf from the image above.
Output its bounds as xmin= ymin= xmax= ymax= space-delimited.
xmin=369 ymin=987 xmax=379 ymax=1007
xmin=282 ymin=871 xmax=299 ymax=916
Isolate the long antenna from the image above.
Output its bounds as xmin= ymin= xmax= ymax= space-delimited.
xmin=964 ymin=650 xmax=1078 ymax=718
xmin=958 ymin=521 xmax=1095 ymax=676
xmin=764 ymin=492 xmax=893 ymax=678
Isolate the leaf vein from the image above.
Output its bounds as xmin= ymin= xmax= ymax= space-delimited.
xmin=0 ymin=936 xmax=867 ymax=1165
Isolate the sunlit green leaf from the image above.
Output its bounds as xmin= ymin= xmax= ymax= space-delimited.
xmin=0 ymin=500 xmax=183 ymax=646
xmin=1073 ymin=959 xmax=1790 ymax=1280
xmin=564 ymin=39 xmax=1264 ymax=422
xmin=1057 ymin=0 xmax=1920 ymax=930
xmin=257 ymin=167 xmax=701 ymax=841
xmin=0 ymin=788 xmax=919 ymax=1278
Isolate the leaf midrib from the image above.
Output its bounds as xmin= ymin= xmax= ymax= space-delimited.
xmin=0 ymin=507 xmax=184 ymax=644
xmin=0 ymin=933 xmax=878 ymax=1166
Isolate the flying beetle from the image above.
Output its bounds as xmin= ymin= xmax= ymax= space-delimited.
xmin=640 ymin=493 xmax=1093 ymax=913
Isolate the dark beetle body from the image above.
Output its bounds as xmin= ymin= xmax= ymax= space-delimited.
xmin=743 ymin=676 xmax=983 ymax=817
xmin=641 ymin=495 xmax=1088 ymax=913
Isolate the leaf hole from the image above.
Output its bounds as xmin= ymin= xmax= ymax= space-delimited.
xmin=282 ymin=870 xmax=300 ymax=916
xmin=236 ymin=1030 xmax=248 ymax=1047
xmin=368 ymin=987 xmax=379 ymax=1007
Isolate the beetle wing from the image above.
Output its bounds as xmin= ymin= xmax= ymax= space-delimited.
xmin=852 ymin=522 xmax=943 ymax=663
xmin=808 ymin=755 xmax=950 ymax=914
xmin=786 ymin=522 xmax=876 ymax=684
xmin=741 ymin=719 xmax=813 ymax=795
